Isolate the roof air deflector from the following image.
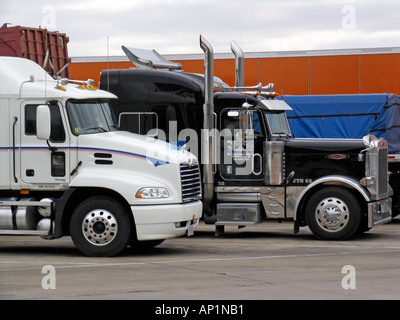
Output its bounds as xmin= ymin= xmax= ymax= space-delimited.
xmin=121 ymin=46 xmax=182 ymax=71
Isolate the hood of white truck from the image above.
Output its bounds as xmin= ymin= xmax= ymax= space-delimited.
xmin=76 ymin=130 xmax=198 ymax=167
xmin=71 ymin=131 xmax=200 ymax=204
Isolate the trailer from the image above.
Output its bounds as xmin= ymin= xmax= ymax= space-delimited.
xmin=282 ymin=94 xmax=400 ymax=153
xmin=281 ymin=93 xmax=400 ymax=217
xmin=100 ymin=36 xmax=392 ymax=240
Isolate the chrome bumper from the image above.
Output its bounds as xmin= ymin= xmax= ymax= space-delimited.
xmin=368 ymin=197 xmax=392 ymax=228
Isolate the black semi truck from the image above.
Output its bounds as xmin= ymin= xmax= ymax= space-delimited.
xmin=99 ymin=36 xmax=392 ymax=240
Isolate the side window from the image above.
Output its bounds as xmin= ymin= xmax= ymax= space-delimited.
xmin=221 ymin=109 xmax=263 ymax=135
xmin=25 ymin=105 xmax=37 ymax=135
xmin=252 ymin=112 xmax=262 ymax=135
xmin=221 ymin=109 xmax=240 ymax=135
xmin=25 ymin=104 xmax=66 ymax=142
xmin=151 ymin=105 xmax=176 ymax=141
xmin=118 ymin=112 xmax=158 ymax=135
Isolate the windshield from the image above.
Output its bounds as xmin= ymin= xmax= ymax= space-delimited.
xmin=264 ymin=110 xmax=291 ymax=136
xmin=66 ymin=99 xmax=119 ymax=135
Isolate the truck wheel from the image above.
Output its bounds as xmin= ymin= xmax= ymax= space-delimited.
xmin=70 ymin=196 xmax=131 ymax=257
xmin=305 ymin=187 xmax=361 ymax=240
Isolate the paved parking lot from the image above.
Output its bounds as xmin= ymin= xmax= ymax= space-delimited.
xmin=1 ymin=217 xmax=400 ymax=301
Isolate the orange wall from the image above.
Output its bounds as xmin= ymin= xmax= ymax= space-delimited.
xmin=310 ymin=55 xmax=360 ymax=94
xmin=70 ymin=53 xmax=400 ymax=95
xmin=362 ymin=54 xmax=400 ymax=94
xmin=69 ymin=61 xmax=132 ymax=85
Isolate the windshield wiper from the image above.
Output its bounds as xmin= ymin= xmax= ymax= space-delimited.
xmin=85 ymin=127 xmax=108 ymax=133
xmin=273 ymin=131 xmax=290 ymax=135
xmin=109 ymin=124 xmax=120 ymax=130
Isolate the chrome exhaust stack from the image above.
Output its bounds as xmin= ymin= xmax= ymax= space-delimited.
xmin=230 ymin=40 xmax=244 ymax=91
xmin=200 ymin=35 xmax=215 ymax=221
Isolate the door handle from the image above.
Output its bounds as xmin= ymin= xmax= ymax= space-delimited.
xmin=251 ymin=153 xmax=262 ymax=175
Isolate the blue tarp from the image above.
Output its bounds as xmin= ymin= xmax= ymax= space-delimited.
xmin=281 ymin=94 xmax=400 ymax=154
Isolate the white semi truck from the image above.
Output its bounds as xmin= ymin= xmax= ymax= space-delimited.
xmin=0 ymin=57 xmax=202 ymax=256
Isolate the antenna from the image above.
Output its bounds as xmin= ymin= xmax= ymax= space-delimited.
xmin=107 ymin=36 xmax=110 ymax=91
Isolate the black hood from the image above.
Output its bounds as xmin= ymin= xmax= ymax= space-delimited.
xmin=286 ymin=138 xmax=365 ymax=152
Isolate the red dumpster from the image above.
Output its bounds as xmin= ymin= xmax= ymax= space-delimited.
xmin=0 ymin=23 xmax=70 ymax=78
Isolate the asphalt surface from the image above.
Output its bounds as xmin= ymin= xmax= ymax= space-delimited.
xmin=1 ymin=217 xmax=400 ymax=301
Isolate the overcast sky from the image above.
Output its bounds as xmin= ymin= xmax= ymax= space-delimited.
xmin=1 ymin=0 xmax=400 ymax=57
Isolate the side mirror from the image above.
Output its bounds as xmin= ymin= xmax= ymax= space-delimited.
xmin=36 ymin=105 xmax=51 ymax=140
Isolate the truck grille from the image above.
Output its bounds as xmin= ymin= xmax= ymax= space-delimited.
xmin=378 ymin=146 xmax=388 ymax=196
xmin=180 ymin=163 xmax=202 ymax=203
xmin=365 ymin=139 xmax=389 ymax=200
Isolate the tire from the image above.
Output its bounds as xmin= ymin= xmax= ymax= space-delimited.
xmin=70 ymin=196 xmax=132 ymax=257
xmin=305 ymin=187 xmax=361 ymax=240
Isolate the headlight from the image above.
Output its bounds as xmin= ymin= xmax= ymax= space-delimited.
xmin=136 ymin=187 xmax=169 ymax=199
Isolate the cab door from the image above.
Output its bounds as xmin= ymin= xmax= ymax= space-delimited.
xmin=219 ymin=108 xmax=265 ymax=182
xmin=19 ymin=102 xmax=70 ymax=188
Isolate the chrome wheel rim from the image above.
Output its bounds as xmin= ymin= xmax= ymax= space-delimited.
xmin=82 ymin=209 xmax=118 ymax=246
xmin=315 ymin=197 xmax=350 ymax=232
